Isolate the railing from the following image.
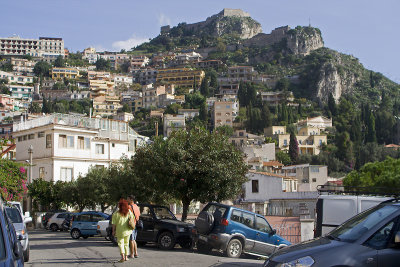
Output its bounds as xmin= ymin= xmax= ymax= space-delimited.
xmin=272 ymin=224 xmax=301 ymax=244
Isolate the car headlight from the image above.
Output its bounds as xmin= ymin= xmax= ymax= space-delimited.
xmin=278 ymin=256 xmax=315 ymax=267
xmin=177 ymin=227 xmax=187 ymax=233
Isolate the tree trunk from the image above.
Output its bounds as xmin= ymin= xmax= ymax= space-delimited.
xmin=181 ymin=199 xmax=191 ymax=222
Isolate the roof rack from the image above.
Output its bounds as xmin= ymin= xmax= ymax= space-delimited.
xmin=317 ymin=185 xmax=400 ymax=197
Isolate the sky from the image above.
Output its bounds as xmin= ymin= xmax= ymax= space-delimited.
xmin=1 ymin=0 xmax=399 ymax=83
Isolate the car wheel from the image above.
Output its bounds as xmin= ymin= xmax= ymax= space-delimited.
xmin=179 ymin=239 xmax=192 ymax=249
xmin=50 ymin=223 xmax=59 ymax=232
xmin=158 ymin=231 xmax=175 ymax=250
xmin=70 ymin=229 xmax=81 ymax=239
xmin=196 ymin=241 xmax=212 ymax=254
xmin=23 ymin=244 xmax=30 ymax=262
xmin=226 ymin=239 xmax=242 ymax=258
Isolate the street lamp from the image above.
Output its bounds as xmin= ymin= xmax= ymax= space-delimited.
xmin=28 ymin=145 xmax=33 ymax=184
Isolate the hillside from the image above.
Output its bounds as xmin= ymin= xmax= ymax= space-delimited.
xmin=132 ymin=9 xmax=399 ymax=108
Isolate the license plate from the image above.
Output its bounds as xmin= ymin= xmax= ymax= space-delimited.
xmin=199 ymin=235 xmax=207 ymax=242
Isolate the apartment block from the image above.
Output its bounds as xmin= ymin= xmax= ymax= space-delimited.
xmin=163 ymin=114 xmax=185 ymax=137
xmin=13 ymin=113 xmax=147 ymax=182
xmin=0 ymin=71 xmax=34 ymax=85
xmin=156 ymin=68 xmax=205 ymax=88
xmin=260 ymin=91 xmax=294 ymax=105
xmin=51 ymin=67 xmax=80 ymax=80
xmin=212 ymin=101 xmax=234 ymax=129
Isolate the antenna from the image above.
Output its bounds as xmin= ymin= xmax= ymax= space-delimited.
xmin=309 ymin=17 xmax=311 ymax=27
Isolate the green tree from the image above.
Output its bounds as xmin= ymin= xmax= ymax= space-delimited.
xmin=336 ymin=131 xmax=354 ymax=167
xmin=289 ymin=131 xmax=299 ymax=163
xmin=199 ymin=101 xmax=208 ymax=122
xmin=28 ymin=102 xmax=41 ymax=113
xmin=33 ymin=61 xmax=51 ymax=77
xmin=122 ymin=103 xmax=130 ymax=113
xmin=28 ymin=179 xmax=64 ymax=211
xmin=261 ymin=103 xmax=272 ymax=129
xmin=96 ymin=58 xmax=111 ymax=71
xmin=131 ymin=127 xmax=248 ymax=221
xmin=276 ymin=150 xmax=291 ymax=166
xmin=0 ymin=62 xmax=13 ymax=72
xmin=215 ymin=125 xmax=234 ymax=137
xmin=54 ymin=55 xmax=66 ymax=67
xmin=84 ymin=167 xmax=113 ymax=212
xmin=200 ymin=77 xmax=209 ymax=97
xmin=0 ymin=159 xmax=27 ymax=202
xmin=366 ymin=111 xmax=377 ymax=143
xmin=327 ymin=93 xmax=337 ymax=117
xmin=344 ymin=157 xmax=400 ymax=193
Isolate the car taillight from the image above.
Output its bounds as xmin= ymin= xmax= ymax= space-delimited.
xmin=221 ymin=218 xmax=229 ymax=226
xmin=97 ymin=225 xmax=100 ymax=230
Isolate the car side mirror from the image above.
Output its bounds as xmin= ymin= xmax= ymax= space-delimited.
xmin=13 ymin=242 xmax=23 ymax=259
xmin=395 ymin=231 xmax=400 ymax=245
xmin=17 ymin=234 xmax=25 ymax=241
xmin=270 ymin=229 xmax=277 ymax=235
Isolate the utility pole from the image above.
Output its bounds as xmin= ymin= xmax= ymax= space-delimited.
xmin=155 ymin=121 xmax=158 ymax=136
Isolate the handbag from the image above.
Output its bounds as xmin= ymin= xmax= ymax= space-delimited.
xmin=128 ymin=213 xmax=136 ymax=230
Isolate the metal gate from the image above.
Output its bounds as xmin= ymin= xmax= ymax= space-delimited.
xmin=272 ymin=224 xmax=301 ymax=244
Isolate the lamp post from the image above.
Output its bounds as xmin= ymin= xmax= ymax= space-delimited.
xmin=27 ymin=145 xmax=33 ymax=184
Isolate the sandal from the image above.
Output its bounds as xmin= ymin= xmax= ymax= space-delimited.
xmin=118 ymin=259 xmax=125 ymax=263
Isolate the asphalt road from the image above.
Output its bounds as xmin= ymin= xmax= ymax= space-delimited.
xmin=26 ymin=230 xmax=264 ymax=267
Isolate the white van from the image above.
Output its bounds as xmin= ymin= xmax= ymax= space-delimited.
xmin=314 ymin=194 xmax=392 ymax=237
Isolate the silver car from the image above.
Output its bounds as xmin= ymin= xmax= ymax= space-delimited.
xmin=5 ymin=206 xmax=30 ymax=262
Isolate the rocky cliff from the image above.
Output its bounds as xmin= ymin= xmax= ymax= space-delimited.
xmin=286 ymin=27 xmax=324 ymax=55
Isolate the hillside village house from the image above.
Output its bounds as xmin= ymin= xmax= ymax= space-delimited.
xmin=296 ymin=116 xmax=332 ymax=131
xmin=163 ymin=114 xmax=185 ymax=137
xmin=260 ymin=91 xmax=294 ymax=105
xmin=265 ymin=125 xmax=327 ymax=155
xmin=212 ymin=101 xmax=235 ymax=129
xmin=156 ymin=68 xmax=205 ymax=88
xmin=13 ymin=113 xmax=147 ymax=183
xmin=281 ymin=164 xmax=329 ymax=192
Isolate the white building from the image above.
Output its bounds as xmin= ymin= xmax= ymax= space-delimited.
xmin=13 ymin=113 xmax=148 ymax=182
xmin=8 ymin=84 xmax=34 ymax=100
xmin=0 ymin=36 xmax=64 ymax=61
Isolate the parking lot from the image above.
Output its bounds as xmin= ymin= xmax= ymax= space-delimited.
xmin=26 ymin=230 xmax=263 ymax=267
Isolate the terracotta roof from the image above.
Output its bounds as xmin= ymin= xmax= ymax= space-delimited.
xmin=248 ymin=170 xmax=296 ymax=179
xmin=263 ymin=161 xmax=284 ymax=167
xmin=385 ymin=144 xmax=400 ymax=148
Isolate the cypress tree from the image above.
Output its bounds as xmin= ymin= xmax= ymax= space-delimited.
xmin=366 ymin=111 xmax=377 ymax=143
xmin=289 ymin=131 xmax=299 ymax=164
xmin=200 ymin=77 xmax=209 ymax=97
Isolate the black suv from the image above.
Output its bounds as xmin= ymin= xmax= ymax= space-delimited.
xmin=264 ymin=199 xmax=400 ymax=267
xmin=108 ymin=203 xmax=194 ymax=249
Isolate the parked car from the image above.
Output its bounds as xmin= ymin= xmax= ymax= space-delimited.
xmin=194 ymin=202 xmax=291 ymax=258
xmin=315 ymin=194 xmax=391 ymax=237
xmin=47 ymin=212 xmax=72 ymax=232
xmin=0 ymin=200 xmax=24 ymax=266
xmin=70 ymin=211 xmax=110 ymax=239
xmin=41 ymin=210 xmax=66 ymax=228
xmin=264 ymin=199 xmax=400 ymax=267
xmin=5 ymin=205 xmax=29 ymax=262
xmin=106 ymin=204 xmax=194 ymax=250
xmin=9 ymin=201 xmax=32 ymax=225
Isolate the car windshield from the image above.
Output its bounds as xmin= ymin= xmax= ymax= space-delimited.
xmin=5 ymin=208 xmax=22 ymax=224
xmin=153 ymin=207 xmax=176 ymax=220
xmin=328 ymin=204 xmax=399 ymax=243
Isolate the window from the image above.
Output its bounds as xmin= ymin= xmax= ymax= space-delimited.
xmin=39 ymin=167 xmax=45 ymax=179
xmin=78 ymin=136 xmax=84 ymax=149
xmin=255 ymin=216 xmax=272 ymax=233
xmin=252 ymin=180 xmax=259 ymax=193
xmin=23 ymin=135 xmax=27 ymax=141
xmin=60 ymin=167 xmax=73 ymax=182
xmin=46 ymin=134 xmax=52 ymax=148
xmin=365 ymin=220 xmax=397 ymax=250
xmin=38 ymin=131 xmax=45 ymax=138
xmin=77 ymin=214 xmax=91 ymax=222
xmin=283 ymin=139 xmax=288 ymax=146
xmin=28 ymin=134 xmax=34 ymax=140
xmin=67 ymin=136 xmax=74 ymax=148
xmin=17 ymin=137 xmax=22 ymax=142
xmin=140 ymin=206 xmax=153 ymax=219
xmin=84 ymin=138 xmax=90 ymax=149
xmin=58 ymin=135 xmax=67 ymax=148
xmin=230 ymin=210 xmax=242 ymax=223
xmin=242 ymin=212 xmax=255 ymax=228
xmin=95 ymin=144 xmax=104 ymax=154
xmin=312 ymin=178 xmax=317 ymax=183
xmin=92 ymin=214 xmax=105 ymax=222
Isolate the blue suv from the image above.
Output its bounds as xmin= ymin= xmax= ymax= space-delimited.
xmin=195 ymin=203 xmax=290 ymax=258
xmin=70 ymin=211 xmax=110 ymax=239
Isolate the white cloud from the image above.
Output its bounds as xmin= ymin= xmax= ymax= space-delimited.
xmin=111 ymin=35 xmax=148 ymax=51
xmin=158 ymin=13 xmax=171 ymax=26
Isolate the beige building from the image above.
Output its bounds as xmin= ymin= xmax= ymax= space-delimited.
xmin=265 ymin=125 xmax=327 ymax=155
xmin=89 ymin=79 xmax=114 ymax=101
xmin=142 ymin=84 xmax=167 ymax=109
xmin=212 ymin=101 xmax=235 ymax=129
xmin=156 ymin=68 xmax=205 ymax=88
xmin=282 ymin=164 xmax=328 ymax=192
xmin=51 ymin=67 xmax=80 ymax=80
xmin=260 ymin=91 xmax=294 ymax=105
xmin=296 ymin=116 xmax=332 ymax=131
xmin=163 ymin=114 xmax=185 ymax=137
xmin=93 ymin=96 xmax=122 ymax=117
